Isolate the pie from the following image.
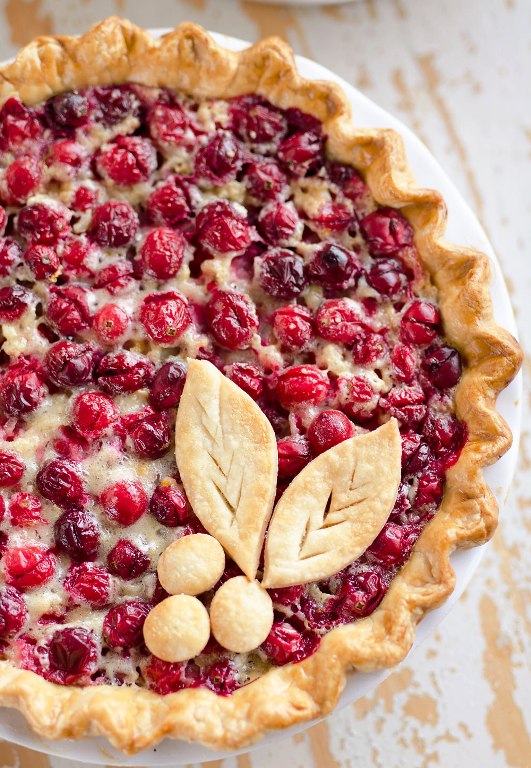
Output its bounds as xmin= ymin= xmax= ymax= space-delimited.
xmin=0 ymin=17 xmax=522 ymax=754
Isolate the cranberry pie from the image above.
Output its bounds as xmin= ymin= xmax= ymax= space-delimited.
xmin=0 ymin=18 xmax=521 ymax=753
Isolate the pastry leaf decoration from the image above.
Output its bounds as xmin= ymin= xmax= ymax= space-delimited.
xmin=261 ymin=419 xmax=401 ymax=588
xmin=175 ymin=359 xmax=277 ymax=580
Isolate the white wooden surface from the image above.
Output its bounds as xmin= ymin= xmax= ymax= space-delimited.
xmin=0 ymin=1 xmax=529 ymax=767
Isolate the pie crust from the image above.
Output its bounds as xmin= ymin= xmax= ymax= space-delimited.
xmin=0 ymin=17 xmax=522 ymax=754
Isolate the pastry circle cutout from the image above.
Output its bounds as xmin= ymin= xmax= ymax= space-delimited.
xmin=210 ymin=576 xmax=274 ymax=653
xmin=157 ymin=533 xmax=225 ymax=596
xmin=143 ymin=594 xmax=210 ymax=663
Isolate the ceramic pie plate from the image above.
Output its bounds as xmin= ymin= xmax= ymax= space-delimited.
xmin=0 ymin=30 xmax=522 ymax=766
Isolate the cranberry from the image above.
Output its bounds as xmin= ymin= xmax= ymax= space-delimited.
xmin=381 ymin=383 xmax=427 ymax=427
xmin=273 ymin=305 xmax=314 ymax=351
xmin=307 ymin=243 xmax=361 ymax=288
xmin=140 ymin=291 xmax=191 ymax=344
xmin=3 ymin=155 xmax=41 ymax=204
xmin=46 ymin=140 xmax=87 ymax=177
xmin=0 ymin=238 xmax=23 ymax=276
xmin=315 ymin=299 xmax=367 ymax=344
xmin=0 ymin=285 xmax=31 ymax=321
xmin=0 ymin=98 xmax=43 ymax=150
xmin=423 ymin=414 xmax=466 ymax=468
xmin=224 ymin=362 xmax=264 ymax=400
xmin=149 ymin=360 xmax=187 ymax=410
xmin=195 ymin=201 xmax=252 ymax=254
xmin=54 ymin=508 xmax=100 ymax=560
xmin=93 ymin=303 xmax=129 ymax=344
xmin=94 ymin=85 xmax=137 ymax=125
xmin=103 ymin=600 xmax=151 ymax=650
xmin=414 ymin=469 xmax=444 ymax=508
xmin=400 ymin=300 xmax=441 ymax=345
xmin=262 ymin=621 xmax=319 ymax=665
xmin=149 ymin=484 xmax=190 ymax=527
xmin=101 ymin=480 xmax=148 ymax=527
xmin=46 ymin=285 xmax=91 ymax=336
xmin=231 ymin=96 xmax=287 ymax=145
xmin=202 ymin=658 xmax=240 ymax=695
xmin=3 ymin=546 xmax=57 ymax=590
xmin=71 ymin=185 xmax=100 ymax=212
xmin=9 ymin=493 xmax=45 ymax=527
xmin=24 ymin=244 xmax=59 ymax=280
xmin=17 ymin=203 xmax=69 ymax=245
xmin=96 ymin=136 xmax=157 ymax=186
xmin=95 ymin=351 xmax=154 ymax=394
xmin=391 ymin=343 xmax=417 ymax=384
xmin=48 ymin=91 xmax=89 ymax=129
xmin=90 ymin=201 xmax=139 ymax=248
xmin=244 ymin=161 xmax=287 ymax=201
xmin=368 ymin=522 xmax=418 ymax=567
xmin=277 ymin=435 xmax=312 ymax=480
xmin=140 ymin=228 xmax=185 ymax=280
xmin=268 ymin=584 xmax=304 ymax=610
xmin=195 ymin=130 xmax=243 ymax=184
xmin=360 ymin=208 xmax=414 ymax=256
xmin=338 ymin=569 xmax=385 ymax=619
xmin=257 ymin=248 xmax=306 ymax=299
xmin=127 ymin=410 xmax=171 ymax=458
xmin=45 ymin=341 xmax=98 ymax=387
xmin=205 ymin=290 xmax=258 ymax=350
xmin=37 ymin=459 xmax=85 ymax=507
xmin=308 ymin=410 xmax=354 ymax=455
xmin=327 ymin=162 xmax=369 ymax=202
xmin=338 ymin=375 xmax=377 ymax=422
xmin=144 ymin=657 xmax=202 ymax=695
xmin=367 ymin=257 xmax=409 ymax=297
xmin=148 ymin=102 xmax=189 ymax=146
xmin=64 ymin=563 xmax=111 ymax=607
xmin=0 ymin=451 xmax=25 ymax=487
xmin=313 ymin=202 xmax=352 ymax=232
xmin=276 ymin=365 xmax=329 ymax=409
xmin=70 ymin=391 xmax=117 ymax=439
xmin=107 ymin=539 xmax=150 ymax=580
xmin=401 ymin=432 xmax=424 ymax=469
xmin=147 ymin=180 xmax=191 ymax=227
xmin=352 ymin=332 xmax=387 ymax=366
xmin=46 ymin=627 xmax=98 ymax=684
xmin=278 ymin=131 xmax=324 ymax=176
xmin=0 ymin=587 xmax=27 ymax=636
xmin=258 ymin=201 xmax=300 ymax=245
xmin=93 ymin=261 xmax=135 ymax=294
xmin=61 ymin=237 xmax=92 ymax=274
xmin=422 ymin=345 xmax=462 ymax=389
xmin=0 ymin=361 xmax=47 ymax=416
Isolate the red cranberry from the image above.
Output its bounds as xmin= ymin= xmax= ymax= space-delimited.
xmin=0 ymin=98 xmax=43 ymax=150
xmin=149 ymin=360 xmax=187 ymax=410
xmin=313 ymin=202 xmax=352 ymax=232
xmin=422 ymin=345 xmax=462 ymax=389
xmin=96 ymin=136 xmax=157 ymax=186
xmin=391 ymin=343 xmax=417 ymax=383
xmin=150 ymin=484 xmax=191 ymax=527
xmin=90 ymin=201 xmax=139 ymax=248
xmin=231 ymin=96 xmax=287 ymax=145
xmin=71 ymin=185 xmax=100 ymax=212
xmin=148 ymin=102 xmax=189 ymax=146
xmin=46 ymin=140 xmax=87 ymax=177
xmin=257 ymin=201 xmax=300 ymax=245
xmin=93 ymin=260 xmax=135 ymax=294
xmin=54 ymin=508 xmax=100 ymax=560
xmin=101 ymin=480 xmax=148 ymax=527
xmin=0 ymin=451 xmax=25 ymax=487
xmin=0 ymin=587 xmax=27 ymax=636
xmin=202 ymin=658 xmax=240 ymax=695
xmin=46 ymin=285 xmax=91 ymax=336
xmin=3 ymin=546 xmax=57 ymax=590
xmin=195 ymin=201 xmax=251 ymax=254
xmin=224 ymin=362 xmax=264 ymax=400
xmin=367 ymin=257 xmax=409 ymax=296
xmin=141 ymin=228 xmax=185 ymax=280
xmin=95 ymin=351 xmax=154 ymax=394
xmin=144 ymin=657 xmax=202 ymax=695
xmin=315 ymin=299 xmax=367 ymax=344
xmin=127 ymin=410 xmax=172 ymax=458
xmin=140 ymin=291 xmax=192 ymax=344
xmin=414 ymin=469 xmax=444 ymax=508
xmin=338 ymin=375 xmax=377 ymax=422
xmin=257 ymin=248 xmax=306 ymax=299
xmin=71 ymin=391 xmax=117 ymax=438
xmin=308 ymin=410 xmax=354 ymax=455
xmin=0 ymin=237 xmax=23 ymax=276
xmin=0 ymin=285 xmax=31 ymax=321
xmin=107 ymin=539 xmax=150 ymax=580
xmin=244 ymin=161 xmax=287 ymax=201
xmin=37 ymin=459 xmax=85 ymax=507
xmin=46 ymin=627 xmax=98 ymax=684
xmin=0 ymin=361 xmax=47 ymax=416
xmin=3 ymin=155 xmax=41 ymax=203
xmin=103 ymin=600 xmax=151 ymax=650
xmin=423 ymin=413 xmax=466 ymax=458
xmin=351 ymin=332 xmax=387 ymax=366
xmin=380 ymin=384 xmax=427 ymax=427
xmin=94 ymin=85 xmax=137 ymax=125
xmin=45 ymin=341 xmax=98 ymax=387
xmin=9 ymin=493 xmax=45 ymax=527
xmin=278 ymin=131 xmax=324 ymax=176
xmin=368 ymin=522 xmax=418 ymax=566
xmin=17 ymin=203 xmax=69 ymax=245
xmin=205 ymin=290 xmax=258 ymax=350
xmin=24 ymin=244 xmax=59 ymax=280
xmin=64 ymin=563 xmax=111 ymax=607
xmin=360 ymin=208 xmax=414 ymax=256
xmin=307 ymin=243 xmax=361 ymax=288
xmin=327 ymin=162 xmax=369 ymax=202
xmin=48 ymin=91 xmax=89 ymax=129
xmin=276 ymin=365 xmax=328 ymax=408
xmin=273 ymin=305 xmax=314 ymax=351
xmin=401 ymin=431 xmax=423 ymax=468
xmin=277 ymin=435 xmax=312 ymax=480
xmin=400 ymin=300 xmax=441 ymax=345
xmin=337 ymin=569 xmax=385 ymax=618
xmin=147 ymin=180 xmax=191 ymax=227
xmin=0 ymin=205 xmax=5 ymax=234
xmin=267 ymin=584 xmax=304 ymax=610
xmin=93 ymin=303 xmax=129 ymax=344
xmin=61 ymin=237 xmax=91 ymax=274
xmin=262 ymin=621 xmax=319 ymax=665
xmin=195 ymin=130 xmax=243 ymax=184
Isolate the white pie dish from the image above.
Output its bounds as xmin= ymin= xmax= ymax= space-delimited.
xmin=0 ymin=29 xmax=522 ymax=765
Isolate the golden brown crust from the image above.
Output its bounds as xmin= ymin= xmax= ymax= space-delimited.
xmin=0 ymin=17 xmax=522 ymax=754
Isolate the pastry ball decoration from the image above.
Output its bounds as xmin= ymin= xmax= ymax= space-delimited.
xmin=143 ymin=594 xmax=210 ymax=663
xmin=210 ymin=576 xmax=274 ymax=653
xmin=157 ymin=533 xmax=225 ymax=596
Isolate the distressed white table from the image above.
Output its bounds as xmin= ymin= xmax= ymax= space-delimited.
xmin=0 ymin=1 xmax=529 ymax=767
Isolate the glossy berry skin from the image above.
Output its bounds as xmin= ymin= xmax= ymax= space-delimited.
xmin=0 ymin=238 xmax=23 ymax=276
xmin=195 ymin=201 xmax=251 ymax=255
xmin=367 ymin=257 xmax=408 ymax=297
xmin=360 ymin=207 xmax=414 ymax=257
xmin=3 ymin=546 xmax=57 ymax=590
xmin=0 ymin=452 xmax=25 ymax=487
xmin=276 ymin=365 xmax=329 ymax=409
xmin=307 ymin=243 xmax=362 ymax=289
xmin=103 ymin=600 xmax=151 ymax=650
xmin=46 ymin=627 xmax=98 ymax=685
xmin=244 ymin=161 xmax=287 ymax=202
xmin=89 ymin=201 xmax=139 ymax=248
xmin=308 ymin=410 xmax=354 ymax=455
xmin=93 ymin=85 xmax=137 ymax=125
xmin=46 ymin=285 xmax=91 ymax=336
xmin=262 ymin=621 xmax=319 ymax=665
xmin=149 ymin=484 xmax=191 ymax=527
xmin=141 ymin=228 xmax=185 ymax=279
xmin=367 ymin=522 xmax=418 ymax=567
xmin=277 ymin=131 xmax=324 ymax=177
xmin=24 ymin=244 xmax=59 ymax=280
xmin=337 ymin=569 xmax=386 ymax=619
xmin=17 ymin=203 xmax=69 ymax=246
xmin=54 ymin=508 xmax=100 ymax=561
xmin=0 ymin=285 xmax=30 ymax=321
xmin=313 ymin=202 xmax=352 ymax=232
xmin=96 ymin=136 xmax=157 ymax=186
xmin=148 ymin=102 xmax=189 ymax=147
xmin=277 ymin=435 xmax=312 ymax=480
xmin=144 ymin=657 xmax=202 ymax=695
xmin=422 ymin=345 xmax=462 ymax=389
xmin=195 ymin=130 xmax=243 ymax=184
xmin=3 ymin=155 xmax=41 ymax=204
xmin=257 ymin=201 xmax=300 ymax=246
xmin=0 ymin=586 xmax=28 ymax=637
xmin=93 ymin=303 xmax=129 ymax=344
xmin=94 ymin=261 xmax=135 ymax=294
xmin=224 ymin=362 xmax=264 ymax=400
xmin=9 ymin=492 xmax=45 ymax=527
xmin=95 ymin=352 xmax=155 ymax=395
xmin=315 ymin=299 xmax=367 ymax=345
xmin=140 ymin=291 xmax=191 ymax=344
xmin=400 ymin=300 xmax=441 ymax=345
xmin=127 ymin=410 xmax=172 ymax=459
xmin=0 ymin=361 xmax=47 ymax=417
xmin=64 ymin=563 xmax=111 ymax=607
xmin=71 ymin=391 xmax=118 ymax=438
xmin=100 ymin=480 xmax=148 ymax=527
xmin=48 ymin=91 xmax=89 ymax=129
xmin=273 ymin=305 xmax=314 ymax=351
xmin=107 ymin=539 xmax=150 ymax=580
xmin=149 ymin=360 xmax=187 ymax=410
xmin=37 ymin=459 xmax=85 ymax=508
xmin=257 ymin=248 xmax=306 ymax=299
xmin=231 ymin=96 xmax=287 ymax=146
xmin=205 ymin=290 xmax=258 ymax=350
xmin=338 ymin=375 xmax=377 ymax=422
xmin=147 ymin=180 xmax=191 ymax=227
xmin=45 ymin=341 xmax=98 ymax=387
